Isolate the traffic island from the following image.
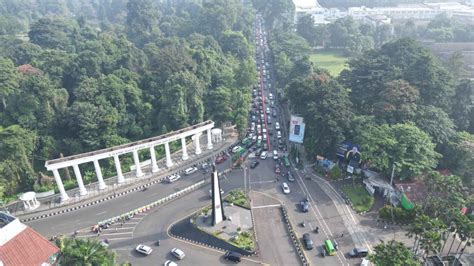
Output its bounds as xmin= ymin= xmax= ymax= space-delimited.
xmin=169 ymin=195 xmax=256 ymax=255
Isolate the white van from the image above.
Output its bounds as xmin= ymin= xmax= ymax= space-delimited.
xmin=167 ymin=174 xmax=181 ymax=183
xmin=275 ymin=122 xmax=280 ymax=130
xmin=184 ymin=167 xmax=198 ymax=175
xmin=262 ymin=128 xmax=267 ymax=134
xmin=260 ymin=151 xmax=268 ymax=160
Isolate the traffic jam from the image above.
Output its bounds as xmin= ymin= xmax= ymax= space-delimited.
xmin=231 ymin=14 xmax=292 ymax=181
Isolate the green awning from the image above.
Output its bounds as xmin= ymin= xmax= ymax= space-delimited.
xmin=401 ymin=193 xmax=414 ymax=210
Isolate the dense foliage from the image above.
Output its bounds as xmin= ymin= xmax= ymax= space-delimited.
xmin=0 ymin=0 xmax=256 ymax=199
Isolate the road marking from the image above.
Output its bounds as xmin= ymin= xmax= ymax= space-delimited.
xmin=102 ymin=227 xmax=135 ymax=231
xmin=252 ymin=204 xmax=281 ymax=209
xmin=99 ymin=232 xmax=134 ymax=236
xmin=293 ymin=168 xmax=348 ymax=265
xmin=250 ymin=180 xmax=276 ymax=184
xmin=96 ymin=211 xmax=107 ymax=216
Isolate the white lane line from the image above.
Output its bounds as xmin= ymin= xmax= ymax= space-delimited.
xmin=98 ymin=232 xmax=133 ymax=236
xmin=252 ymin=204 xmax=281 ymax=209
xmin=250 ymin=180 xmax=276 ymax=184
xmin=96 ymin=211 xmax=107 ymax=216
xmin=293 ymin=167 xmax=348 ymax=265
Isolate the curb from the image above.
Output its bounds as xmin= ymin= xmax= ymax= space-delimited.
xmin=280 ymin=206 xmax=310 ymax=266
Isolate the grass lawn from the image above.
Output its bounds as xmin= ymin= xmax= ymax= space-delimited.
xmin=309 ymin=49 xmax=349 ymax=76
xmin=341 ymin=184 xmax=374 ymax=213
xmin=224 ymin=189 xmax=250 ymax=209
xmin=230 ymin=231 xmax=255 ymax=251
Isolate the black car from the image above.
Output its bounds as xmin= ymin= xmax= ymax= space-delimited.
xmin=300 ymin=198 xmax=309 ymax=212
xmin=250 ymin=160 xmax=260 ymax=169
xmin=224 ymin=251 xmax=242 ymax=262
xmin=302 ymin=233 xmax=314 ymax=250
xmin=319 ymin=245 xmax=327 ymax=258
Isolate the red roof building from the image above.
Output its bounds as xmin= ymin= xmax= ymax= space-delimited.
xmin=0 ymin=212 xmax=59 ymax=266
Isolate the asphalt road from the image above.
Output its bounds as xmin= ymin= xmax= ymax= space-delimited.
xmin=26 ymin=159 xmax=233 ymax=237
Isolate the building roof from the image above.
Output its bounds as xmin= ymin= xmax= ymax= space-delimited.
xmin=0 ymin=212 xmax=59 ymax=266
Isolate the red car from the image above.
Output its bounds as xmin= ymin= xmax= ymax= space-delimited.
xmin=275 ymin=166 xmax=281 ymax=174
xmin=215 ymin=155 xmax=227 ymax=164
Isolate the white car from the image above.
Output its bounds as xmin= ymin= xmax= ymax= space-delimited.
xmin=273 ymin=150 xmax=279 ymax=160
xmin=275 ymin=122 xmax=280 ymax=130
xmin=277 ymin=131 xmax=282 ymax=139
xmin=171 ymin=248 xmax=185 ymax=260
xmin=136 ymin=244 xmax=153 ymax=255
xmin=164 ymin=261 xmax=178 ymax=266
xmin=282 ymin=182 xmax=290 ymax=194
xmin=184 ymin=167 xmax=198 ymax=175
xmin=232 ymin=145 xmax=242 ymax=153
xmin=167 ymin=174 xmax=181 ymax=183
xmin=260 ymin=151 xmax=268 ymax=160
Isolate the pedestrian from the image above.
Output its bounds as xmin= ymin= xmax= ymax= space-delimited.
xmin=341 ymin=233 xmax=344 ymax=238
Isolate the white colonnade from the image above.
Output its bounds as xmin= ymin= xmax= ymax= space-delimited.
xmin=45 ymin=121 xmax=219 ymax=202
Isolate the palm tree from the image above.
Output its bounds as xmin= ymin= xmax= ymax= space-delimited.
xmin=57 ymin=237 xmax=116 ymax=266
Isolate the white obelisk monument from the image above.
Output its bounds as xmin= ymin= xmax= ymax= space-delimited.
xmin=211 ymin=164 xmax=225 ymax=225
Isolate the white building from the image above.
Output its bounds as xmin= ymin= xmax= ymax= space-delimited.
xmin=293 ymin=0 xmax=325 ymax=24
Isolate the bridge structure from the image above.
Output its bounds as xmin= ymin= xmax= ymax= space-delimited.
xmin=45 ymin=121 xmax=217 ymax=202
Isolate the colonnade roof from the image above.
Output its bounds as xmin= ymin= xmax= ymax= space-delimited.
xmin=45 ymin=120 xmax=214 ymax=170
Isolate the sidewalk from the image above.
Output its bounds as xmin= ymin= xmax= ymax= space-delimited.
xmin=14 ymin=131 xmax=238 ymax=221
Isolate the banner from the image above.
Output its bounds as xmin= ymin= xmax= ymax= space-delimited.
xmin=289 ymin=115 xmax=305 ymax=143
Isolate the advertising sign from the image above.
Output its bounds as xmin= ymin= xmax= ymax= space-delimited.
xmin=289 ymin=115 xmax=305 ymax=143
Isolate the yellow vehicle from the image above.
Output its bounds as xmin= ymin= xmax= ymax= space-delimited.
xmin=324 ymin=239 xmax=336 ymax=256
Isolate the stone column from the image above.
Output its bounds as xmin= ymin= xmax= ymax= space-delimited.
xmin=133 ymin=150 xmax=144 ymax=177
xmin=72 ymin=164 xmax=88 ymax=196
xmin=93 ymin=160 xmax=107 ymax=190
xmin=150 ymin=146 xmax=159 ymax=173
xmin=165 ymin=142 xmax=173 ymax=168
xmin=114 ymin=155 xmax=124 ymax=184
xmin=181 ymin=137 xmax=189 ymax=161
xmin=52 ymin=169 xmax=69 ymax=202
xmin=207 ymin=129 xmax=213 ymax=150
xmin=194 ymin=133 xmax=202 ymax=155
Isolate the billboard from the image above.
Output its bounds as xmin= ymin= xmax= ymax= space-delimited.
xmin=289 ymin=115 xmax=305 ymax=143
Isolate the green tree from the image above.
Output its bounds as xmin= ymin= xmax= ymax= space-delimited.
xmin=220 ymin=30 xmax=250 ymax=60
xmin=414 ymin=105 xmax=455 ymax=145
xmin=355 ymin=123 xmax=440 ymax=180
xmin=287 ymin=72 xmax=354 ymax=157
xmin=451 ymin=80 xmax=473 ymax=132
xmin=373 ymin=79 xmax=419 ymax=124
xmin=0 ymin=125 xmax=36 ymax=196
xmin=0 ymin=57 xmax=20 ymax=111
xmin=28 ymin=17 xmax=78 ymax=52
xmin=126 ymin=0 xmax=160 ymax=47
xmin=368 ymin=240 xmax=418 ymax=266
xmin=56 ymin=237 xmax=116 ymax=266
xmin=296 ymin=14 xmax=318 ymax=46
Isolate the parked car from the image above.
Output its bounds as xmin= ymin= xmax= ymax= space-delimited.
xmin=300 ymin=198 xmax=309 ymax=212
xmin=171 ymin=248 xmax=186 ymax=260
xmin=224 ymin=251 xmax=242 ymax=263
xmin=349 ymin=247 xmax=369 ymax=258
xmin=303 ymin=233 xmax=314 ymax=250
xmin=250 ymin=160 xmax=260 ymax=169
xmin=282 ymin=182 xmax=290 ymax=194
xmin=136 ymin=244 xmax=152 ymax=255
xmin=255 ymin=148 xmax=263 ymax=156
